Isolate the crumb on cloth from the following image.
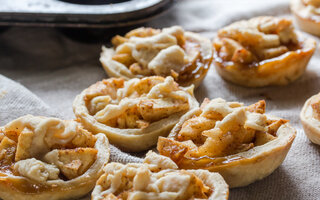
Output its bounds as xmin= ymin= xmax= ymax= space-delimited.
xmin=0 ymin=90 xmax=7 ymax=99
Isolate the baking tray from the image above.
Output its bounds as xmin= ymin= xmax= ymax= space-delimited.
xmin=0 ymin=0 xmax=174 ymax=28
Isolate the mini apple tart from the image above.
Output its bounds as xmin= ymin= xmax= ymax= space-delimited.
xmin=73 ymin=76 xmax=199 ymax=152
xmin=291 ymin=0 xmax=320 ymax=37
xmin=92 ymin=151 xmax=229 ymax=200
xmin=0 ymin=115 xmax=110 ymax=200
xmin=158 ymin=98 xmax=296 ymax=188
xmin=213 ymin=16 xmax=316 ymax=87
xmin=300 ymin=92 xmax=320 ymax=145
xmin=100 ymin=26 xmax=213 ymax=88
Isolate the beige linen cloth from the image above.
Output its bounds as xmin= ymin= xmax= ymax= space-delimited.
xmin=0 ymin=0 xmax=319 ymax=199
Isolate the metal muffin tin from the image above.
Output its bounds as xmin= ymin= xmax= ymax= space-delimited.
xmin=0 ymin=0 xmax=173 ymax=28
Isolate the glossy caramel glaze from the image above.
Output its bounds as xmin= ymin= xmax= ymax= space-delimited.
xmin=177 ymin=38 xmax=213 ymax=87
xmin=213 ymin=41 xmax=303 ymax=70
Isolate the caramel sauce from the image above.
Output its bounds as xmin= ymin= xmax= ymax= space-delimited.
xmin=9 ymin=179 xmax=53 ymax=193
xmin=183 ymin=155 xmax=244 ymax=168
xmin=214 ymin=41 xmax=304 ymax=69
xmin=0 ymin=169 xmax=52 ymax=193
xmin=0 ymin=163 xmax=92 ymax=194
xmin=177 ymin=39 xmax=213 ymax=87
xmin=164 ymin=130 xmax=278 ymax=169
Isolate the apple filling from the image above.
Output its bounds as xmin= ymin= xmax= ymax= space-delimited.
xmin=213 ymin=16 xmax=299 ymax=66
xmin=158 ymin=98 xmax=288 ymax=160
xmin=0 ymin=115 xmax=98 ymax=184
xmin=92 ymin=152 xmax=214 ymax=200
xmin=84 ymin=76 xmax=191 ymax=129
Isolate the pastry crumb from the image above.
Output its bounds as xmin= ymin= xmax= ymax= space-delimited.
xmin=0 ymin=90 xmax=7 ymax=99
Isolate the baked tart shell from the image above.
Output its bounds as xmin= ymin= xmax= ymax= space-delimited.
xmin=92 ymin=169 xmax=229 ymax=200
xmin=213 ymin=35 xmax=316 ymax=87
xmin=100 ymin=32 xmax=213 ymax=88
xmin=73 ymin=83 xmax=199 ymax=152
xmin=158 ymin=108 xmax=296 ymax=188
xmin=291 ymin=0 xmax=320 ymax=37
xmin=92 ymin=151 xmax=229 ymax=200
xmin=300 ymin=93 xmax=320 ymax=145
xmin=0 ymin=133 xmax=110 ymax=200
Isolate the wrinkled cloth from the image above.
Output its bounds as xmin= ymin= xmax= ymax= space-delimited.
xmin=0 ymin=0 xmax=319 ymax=199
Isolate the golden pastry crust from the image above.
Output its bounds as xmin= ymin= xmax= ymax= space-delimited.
xmin=73 ymin=76 xmax=199 ymax=152
xmin=300 ymin=92 xmax=320 ymax=144
xmin=100 ymin=26 xmax=213 ymax=88
xmin=157 ymin=98 xmax=296 ymax=188
xmin=0 ymin=115 xmax=110 ymax=200
xmin=291 ymin=0 xmax=320 ymax=37
xmin=213 ymin=16 xmax=316 ymax=87
xmin=92 ymin=151 xmax=229 ymax=200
